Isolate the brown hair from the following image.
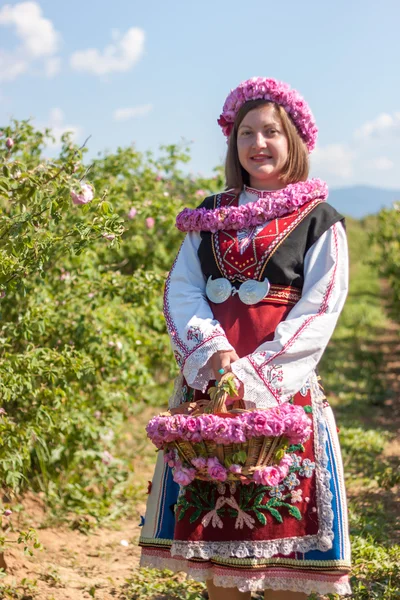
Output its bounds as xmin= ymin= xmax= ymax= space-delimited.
xmin=224 ymin=99 xmax=309 ymax=191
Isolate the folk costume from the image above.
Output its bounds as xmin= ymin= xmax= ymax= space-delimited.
xmin=139 ymin=78 xmax=352 ymax=596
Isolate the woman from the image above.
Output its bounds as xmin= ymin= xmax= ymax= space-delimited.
xmin=139 ymin=77 xmax=352 ymax=598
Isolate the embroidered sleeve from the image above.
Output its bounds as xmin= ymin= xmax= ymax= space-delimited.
xmin=164 ymin=231 xmax=234 ymax=392
xmin=231 ymin=222 xmax=349 ymax=408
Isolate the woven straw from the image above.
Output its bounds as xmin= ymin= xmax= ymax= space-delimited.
xmin=165 ymin=374 xmax=286 ymax=481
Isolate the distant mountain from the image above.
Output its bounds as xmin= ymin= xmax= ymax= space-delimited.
xmin=328 ymin=185 xmax=400 ymax=218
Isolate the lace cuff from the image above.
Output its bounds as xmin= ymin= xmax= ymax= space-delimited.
xmin=231 ymin=356 xmax=284 ymax=408
xmin=182 ymin=334 xmax=234 ymax=392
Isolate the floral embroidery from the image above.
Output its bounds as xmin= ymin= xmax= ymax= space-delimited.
xmin=290 ymin=454 xmax=302 ymax=469
xmin=283 ymin=473 xmax=300 ymax=490
xmin=291 ymin=489 xmax=303 ymax=503
xmin=174 ymin=432 xmax=317 ymax=529
xmin=248 ymin=357 xmax=284 ymax=397
xmin=174 ymin=350 xmax=184 ymax=368
xmin=299 ymin=458 xmax=316 ymax=478
xmin=268 ymin=484 xmax=285 ymax=499
xmin=186 ymin=326 xmax=204 ymax=344
xmin=176 ymin=480 xmax=302 ymax=529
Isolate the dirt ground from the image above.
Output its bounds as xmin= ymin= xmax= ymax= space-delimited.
xmin=2 ymin=491 xmax=148 ymax=600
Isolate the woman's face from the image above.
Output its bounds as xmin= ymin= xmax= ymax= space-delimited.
xmin=237 ymin=104 xmax=288 ymax=190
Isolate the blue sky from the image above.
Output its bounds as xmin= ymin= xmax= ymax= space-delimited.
xmin=1 ymin=0 xmax=400 ymax=190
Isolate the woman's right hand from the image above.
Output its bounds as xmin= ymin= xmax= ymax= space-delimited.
xmin=210 ymin=349 xmax=240 ymax=381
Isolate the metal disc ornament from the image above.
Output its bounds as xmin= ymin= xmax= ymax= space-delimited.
xmin=205 ymin=276 xmax=232 ymax=304
xmin=238 ymin=278 xmax=270 ymax=305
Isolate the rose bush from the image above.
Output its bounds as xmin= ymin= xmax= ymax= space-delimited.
xmin=0 ymin=119 xmax=223 ymax=522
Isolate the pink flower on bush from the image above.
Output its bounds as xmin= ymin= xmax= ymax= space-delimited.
xmin=207 ymin=457 xmax=227 ymax=482
xmin=128 ymin=207 xmax=137 ymax=219
xmin=195 ymin=189 xmax=205 ymax=197
xmin=5 ymin=137 xmax=14 ymax=149
xmin=102 ymin=233 xmax=115 ymax=241
xmin=146 ymin=217 xmax=155 ymax=229
xmin=173 ymin=466 xmax=196 ymax=486
xmin=101 ymin=450 xmax=114 ymax=465
xmin=71 ymin=183 xmax=94 ymax=205
xmin=3 ymin=509 xmax=12 ymax=517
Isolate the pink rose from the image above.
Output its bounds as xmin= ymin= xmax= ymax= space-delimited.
xmin=146 ymin=217 xmax=155 ymax=229
xmin=229 ymin=421 xmax=247 ymax=444
xmin=173 ymin=467 xmax=196 ymax=486
xmin=185 ymin=417 xmax=199 ymax=433
xmin=101 ymin=450 xmax=113 ymax=465
xmin=198 ymin=414 xmax=217 ymax=440
xmin=191 ymin=457 xmax=207 ymax=470
xmin=250 ymin=412 xmax=273 ymax=437
xmin=207 ymin=457 xmax=227 ymax=482
xmin=71 ymin=183 xmax=94 ymax=205
xmin=128 ymin=207 xmax=137 ymax=219
xmin=164 ymin=449 xmax=177 ymax=468
xmin=253 ymin=466 xmax=281 ymax=487
xmin=212 ymin=419 xmax=232 ymax=444
xmin=229 ymin=464 xmax=242 ymax=474
xmin=6 ymin=137 xmax=14 ymax=149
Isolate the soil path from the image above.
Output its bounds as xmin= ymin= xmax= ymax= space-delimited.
xmin=2 ymin=489 xmax=150 ymax=599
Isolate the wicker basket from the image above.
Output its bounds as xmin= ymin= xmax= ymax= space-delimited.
xmin=146 ymin=373 xmax=308 ymax=485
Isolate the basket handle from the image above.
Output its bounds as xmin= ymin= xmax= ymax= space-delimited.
xmin=207 ymin=373 xmax=245 ymax=414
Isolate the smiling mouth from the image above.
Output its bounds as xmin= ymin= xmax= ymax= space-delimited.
xmin=250 ymin=155 xmax=273 ymax=161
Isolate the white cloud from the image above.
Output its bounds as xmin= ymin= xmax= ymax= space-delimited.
xmin=367 ymin=157 xmax=394 ymax=171
xmin=0 ymin=51 xmax=27 ymax=82
xmin=0 ymin=2 xmax=61 ymax=81
xmin=44 ymin=57 xmax=61 ymax=78
xmin=354 ymin=112 xmax=400 ymax=141
xmin=44 ymin=108 xmax=82 ymax=148
xmin=70 ymin=27 xmax=145 ymax=76
xmin=311 ymin=144 xmax=356 ymax=179
xmin=113 ymin=104 xmax=153 ymax=121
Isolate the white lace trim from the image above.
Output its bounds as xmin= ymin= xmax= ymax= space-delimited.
xmin=183 ymin=334 xmax=233 ymax=392
xmin=170 ymin=372 xmax=335 ymax=559
xmin=140 ymin=553 xmax=351 ymax=595
xmin=230 ymin=359 xmax=280 ymax=409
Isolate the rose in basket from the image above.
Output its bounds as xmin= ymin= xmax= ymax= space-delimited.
xmin=146 ymin=374 xmax=312 ymax=487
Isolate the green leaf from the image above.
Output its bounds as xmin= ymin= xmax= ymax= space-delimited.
xmin=303 ymin=405 xmax=313 ymax=413
xmin=267 ymin=507 xmax=283 ymax=523
xmin=189 ymin=509 xmax=202 ymax=524
xmin=287 ymin=505 xmax=302 ymax=520
xmin=177 ymin=507 xmax=187 ymax=521
xmin=253 ymin=509 xmax=267 ymax=525
xmin=232 ymin=450 xmax=247 ymax=464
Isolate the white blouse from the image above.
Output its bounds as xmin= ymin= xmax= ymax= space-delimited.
xmin=164 ymin=191 xmax=349 ymax=409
